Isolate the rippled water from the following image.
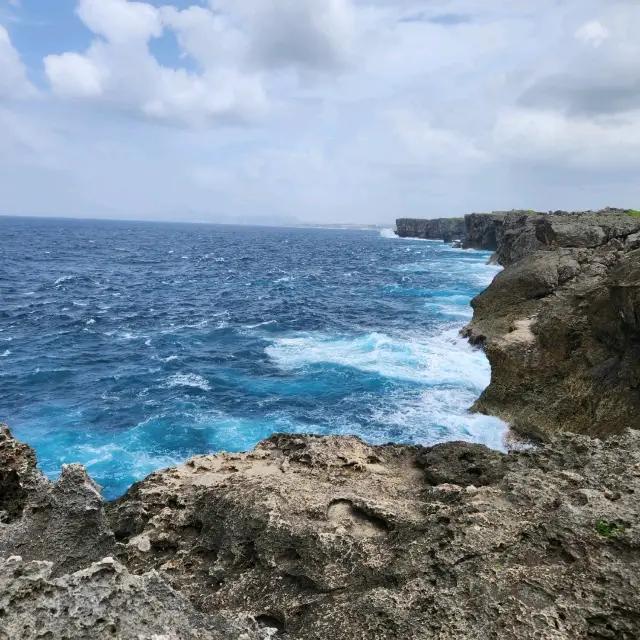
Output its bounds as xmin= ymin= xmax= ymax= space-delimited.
xmin=0 ymin=216 xmax=504 ymax=499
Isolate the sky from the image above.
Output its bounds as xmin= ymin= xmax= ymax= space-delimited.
xmin=1 ymin=0 xmax=639 ymax=224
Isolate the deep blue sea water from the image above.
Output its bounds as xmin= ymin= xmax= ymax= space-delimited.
xmin=0 ymin=217 xmax=505 ymax=499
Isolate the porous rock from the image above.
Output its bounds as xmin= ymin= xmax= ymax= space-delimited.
xmin=1 ymin=426 xmax=640 ymax=638
xmin=0 ymin=556 xmax=261 ymax=639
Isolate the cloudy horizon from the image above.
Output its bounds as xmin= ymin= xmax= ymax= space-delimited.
xmin=1 ymin=0 xmax=639 ymax=225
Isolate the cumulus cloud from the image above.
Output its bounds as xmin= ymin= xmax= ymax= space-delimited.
xmin=44 ymin=0 xmax=267 ymax=126
xmin=0 ymin=25 xmax=35 ymax=99
xmin=77 ymin=0 xmax=161 ymax=43
xmin=3 ymin=0 xmax=640 ymax=222
xmin=575 ymin=20 xmax=610 ymax=46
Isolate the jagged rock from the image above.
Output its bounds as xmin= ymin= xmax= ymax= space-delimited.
xmin=0 ymin=434 xmax=117 ymax=576
xmin=395 ymin=217 xmax=465 ymax=242
xmin=0 ymin=556 xmax=261 ymax=639
xmin=0 ymin=425 xmax=47 ymax=524
xmin=1 ymin=426 xmax=640 ymax=639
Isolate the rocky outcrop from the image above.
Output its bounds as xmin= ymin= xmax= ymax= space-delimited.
xmin=2 ymin=425 xmax=640 ymax=639
xmin=463 ymin=211 xmax=640 ymax=438
xmin=395 ymin=217 xmax=465 ymax=242
xmin=462 ymin=212 xmax=508 ymax=250
xmin=495 ymin=210 xmax=640 ymax=267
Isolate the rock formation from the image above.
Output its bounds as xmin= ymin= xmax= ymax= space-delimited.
xmin=463 ymin=210 xmax=640 ymax=438
xmin=395 ymin=217 xmax=465 ymax=242
xmin=1 ymin=424 xmax=639 ymax=639
xmin=462 ymin=212 xmax=508 ymax=250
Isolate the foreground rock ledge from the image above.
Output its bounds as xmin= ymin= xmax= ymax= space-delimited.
xmin=2 ymin=424 xmax=640 ymax=639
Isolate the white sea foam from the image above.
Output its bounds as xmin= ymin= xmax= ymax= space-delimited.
xmin=243 ymin=320 xmax=278 ymax=329
xmin=86 ymin=319 xmax=96 ymax=325
xmin=54 ymin=275 xmax=75 ymax=286
xmin=266 ymin=328 xmax=507 ymax=449
xmin=0 ymin=350 xmax=10 ymax=357
xmin=165 ymin=373 xmax=211 ymax=391
xmin=266 ymin=329 xmax=491 ymax=389
xmin=73 ymin=301 xmax=88 ymax=307
xmin=371 ymin=388 xmax=507 ymax=451
xmin=160 ymin=318 xmax=209 ymax=334
xmin=380 ymin=228 xmax=399 ymax=239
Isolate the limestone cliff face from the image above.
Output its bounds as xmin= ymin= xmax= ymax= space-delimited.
xmin=395 ymin=217 xmax=465 ymax=242
xmin=1 ymin=425 xmax=640 ymax=639
xmin=463 ymin=211 xmax=640 ymax=438
xmin=462 ymin=212 xmax=508 ymax=250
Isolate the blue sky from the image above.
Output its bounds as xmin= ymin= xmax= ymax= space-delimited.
xmin=1 ymin=0 xmax=639 ymax=224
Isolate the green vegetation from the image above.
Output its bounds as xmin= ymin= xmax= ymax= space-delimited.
xmin=626 ymin=209 xmax=640 ymax=218
xmin=527 ymin=209 xmax=536 ymax=215
xmin=594 ymin=519 xmax=625 ymax=538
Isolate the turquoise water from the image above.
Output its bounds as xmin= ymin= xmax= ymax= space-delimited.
xmin=0 ymin=217 xmax=504 ymax=499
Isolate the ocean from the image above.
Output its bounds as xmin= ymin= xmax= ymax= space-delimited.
xmin=0 ymin=216 xmax=505 ymax=499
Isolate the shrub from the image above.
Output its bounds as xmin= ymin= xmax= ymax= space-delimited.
xmin=594 ymin=519 xmax=625 ymax=538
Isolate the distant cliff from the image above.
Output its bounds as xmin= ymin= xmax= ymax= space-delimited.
xmin=396 ymin=217 xmax=465 ymax=242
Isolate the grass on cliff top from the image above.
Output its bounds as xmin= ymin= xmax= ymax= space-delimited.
xmin=627 ymin=210 xmax=640 ymax=218
xmin=595 ymin=519 xmax=625 ymax=538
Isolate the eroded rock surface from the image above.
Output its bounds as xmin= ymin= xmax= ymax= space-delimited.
xmin=0 ymin=557 xmax=260 ymax=640
xmin=463 ymin=212 xmax=640 ymax=438
xmin=3 ymin=425 xmax=638 ymax=639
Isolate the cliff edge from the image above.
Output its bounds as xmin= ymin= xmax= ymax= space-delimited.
xmin=463 ymin=210 xmax=640 ymax=439
xmin=1 ymin=424 xmax=640 ymax=639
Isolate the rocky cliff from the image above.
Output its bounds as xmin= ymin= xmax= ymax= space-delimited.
xmin=462 ymin=212 xmax=508 ymax=250
xmin=395 ymin=217 xmax=465 ymax=242
xmin=2 ymin=424 xmax=640 ymax=639
xmin=463 ymin=210 xmax=640 ymax=438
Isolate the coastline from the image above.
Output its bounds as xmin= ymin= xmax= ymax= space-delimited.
xmin=1 ymin=210 xmax=639 ymax=638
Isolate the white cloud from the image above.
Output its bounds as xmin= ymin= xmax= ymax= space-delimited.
xmin=0 ymin=25 xmax=35 ymax=99
xmin=44 ymin=51 xmax=104 ymax=98
xmin=575 ymin=20 xmax=610 ymax=46
xmin=76 ymin=0 xmax=161 ymax=44
xmin=3 ymin=0 xmax=640 ymax=222
xmin=493 ymin=107 xmax=640 ymax=168
xmin=44 ymin=0 xmax=267 ymax=126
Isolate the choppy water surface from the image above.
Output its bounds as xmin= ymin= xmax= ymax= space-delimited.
xmin=0 ymin=217 xmax=504 ymax=498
